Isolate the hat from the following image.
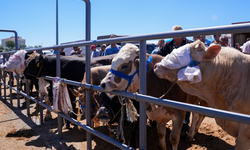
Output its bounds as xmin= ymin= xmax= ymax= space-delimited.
xmin=171 ymin=25 xmax=183 ymax=31
xmin=90 ymin=45 xmax=96 ymax=50
xmin=101 ymin=44 xmax=106 ymax=47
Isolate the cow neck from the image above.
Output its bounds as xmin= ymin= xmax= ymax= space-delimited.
xmin=24 ymin=61 xmax=44 ymax=79
xmin=110 ymin=56 xmax=152 ymax=92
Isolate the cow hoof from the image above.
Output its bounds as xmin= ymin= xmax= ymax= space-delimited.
xmin=63 ymin=124 xmax=71 ymax=129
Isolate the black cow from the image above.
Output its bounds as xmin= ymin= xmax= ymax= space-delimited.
xmin=96 ymin=92 xmax=139 ymax=148
xmin=23 ymin=53 xmax=115 ymax=127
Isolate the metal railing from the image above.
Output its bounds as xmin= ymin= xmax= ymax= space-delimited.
xmin=1 ymin=12 xmax=250 ymax=150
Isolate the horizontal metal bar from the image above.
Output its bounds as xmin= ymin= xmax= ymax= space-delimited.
xmin=0 ymin=81 xmax=133 ymax=150
xmin=40 ymin=76 xmax=250 ymax=125
xmin=1 ymin=23 xmax=250 ymax=54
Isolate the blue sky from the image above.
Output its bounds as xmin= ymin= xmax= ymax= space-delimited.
xmin=1 ymin=0 xmax=250 ymax=47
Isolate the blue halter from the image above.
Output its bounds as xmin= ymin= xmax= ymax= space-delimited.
xmin=110 ymin=56 xmax=153 ymax=91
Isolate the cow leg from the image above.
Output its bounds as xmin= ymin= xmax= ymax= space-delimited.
xmin=170 ymin=112 xmax=185 ymax=150
xmin=44 ymin=96 xmax=52 ymax=121
xmin=235 ymin=124 xmax=250 ymax=150
xmin=187 ymin=112 xmax=200 ymax=142
xmin=157 ymin=122 xmax=167 ymax=150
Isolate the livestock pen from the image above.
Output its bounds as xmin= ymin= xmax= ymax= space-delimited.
xmin=1 ymin=1 xmax=250 ymax=149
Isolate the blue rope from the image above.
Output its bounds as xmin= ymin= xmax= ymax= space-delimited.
xmin=75 ymin=99 xmax=96 ymax=114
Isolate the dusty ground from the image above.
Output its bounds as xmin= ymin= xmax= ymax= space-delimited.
xmin=0 ymin=77 xmax=236 ymax=150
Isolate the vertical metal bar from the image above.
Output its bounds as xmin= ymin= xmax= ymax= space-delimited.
xmin=14 ymin=31 xmax=18 ymax=51
xmin=56 ymin=0 xmax=63 ymax=139
xmin=139 ymin=40 xmax=147 ymax=150
xmin=3 ymin=55 xmax=6 ymax=102
xmin=15 ymin=76 xmax=20 ymax=108
xmin=26 ymin=80 xmax=30 ymax=116
xmin=9 ymin=72 xmax=12 ymax=105
xmin=83 ymin=1 xmax=91 ymax=149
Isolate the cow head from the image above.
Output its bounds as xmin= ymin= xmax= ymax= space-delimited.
xmin=154 ymin=40 xmax=221 ymax=82
xmin=0 ymin=50 xmax=30 ymax=75
xmin=23 ymin=53 xmax=44 ymax=79
xmin=100 ymin=44 xmax=140 ymax=92
xmin=96 ymin=92 xmax=121 ymax=123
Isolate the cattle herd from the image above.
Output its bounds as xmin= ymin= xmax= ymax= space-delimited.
xmin=1 ymin=40 xmax=250 ymax=150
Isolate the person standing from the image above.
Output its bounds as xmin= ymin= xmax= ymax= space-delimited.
xmin=104 ymin=34 xmax=121 ymax=56
xmin=99 ymin=44 xmax=106 ymax=56
xmin=157 ymin=25 xmax=193 ymax=56
xmin=90 ymin=45 xmax=100 ymax=58
xmin=156 ymin=25 xmax=192 ymax=137
xmin=210 ymin=34 xmax=221 ymax=46
xmin=151 ymin=39 xmax=165 ymax=54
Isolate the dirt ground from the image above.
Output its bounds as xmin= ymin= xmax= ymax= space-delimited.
xmin=0 ymin=77 xmax=236 ymax=150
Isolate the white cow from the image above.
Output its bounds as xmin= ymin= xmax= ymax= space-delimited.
xmin=154 ymin=40 xmax=250 ymax=150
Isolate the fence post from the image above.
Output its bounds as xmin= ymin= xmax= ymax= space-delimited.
xmin=139 ymin=40 xmax=147 ymax=150
xmin=83 ymin=0 xmax=91 ymax=149
xmin=15 ymin=76 xmax=20 ymax=108
xmin=9 ymin=72 xmax=13 ymax=105
xmin=26 ymin=80 xmax=30 ymax=116
xmin=3 ymin=55 xmax=6 ymax=102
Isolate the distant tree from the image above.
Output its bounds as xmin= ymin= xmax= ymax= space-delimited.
xmin=4 ymin=47 xmax=12 ymax=51
xmin=20 ymin=45 xmax=26 ymax=48
xmin=0 ymin=45 xmax=3 ymax=50
xmin=6 ymin=41 xmax=15 ymax=49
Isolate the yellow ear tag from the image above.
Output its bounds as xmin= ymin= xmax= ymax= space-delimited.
xmin=36 ymin=62 xmax=40 ymax=67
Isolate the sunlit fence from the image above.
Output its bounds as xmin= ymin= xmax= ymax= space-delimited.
xmin=1 ymin=23 xmax=250 ymax=150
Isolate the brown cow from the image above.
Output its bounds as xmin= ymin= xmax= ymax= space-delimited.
xmin=154 ymin=40 xmax=250 ymax=150
xmin=100 ymin=44 xmax=208 ymax=150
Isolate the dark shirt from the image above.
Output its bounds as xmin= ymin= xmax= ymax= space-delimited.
xmin=156 ymin=38 xmax=193 ymax=56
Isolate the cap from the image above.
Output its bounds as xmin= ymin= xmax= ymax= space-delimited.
xmin=101 ymin=44 xmax=106 ymax=47
xmin=90 ymin=45 xmax=96 ymax=50
xmin=171 ymin=25 xmax=183 ymax=31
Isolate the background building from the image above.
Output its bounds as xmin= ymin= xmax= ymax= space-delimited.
xmin=1 ymin=36 xmax=26 ymax=48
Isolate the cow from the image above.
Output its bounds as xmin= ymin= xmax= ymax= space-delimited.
xmin=96 ymin=92 xmax=140 ymax=148
xmin=100 ymin=43 xmax=208 ymax=150
xmin=23 ymin=52 xmax=115 ymax=127
xmin=154 ymin=39 xmax=250 ymax=150
xmin=70 ymin=65 xmax=111 ymax=127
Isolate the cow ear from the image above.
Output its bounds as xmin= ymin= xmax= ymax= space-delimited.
xmin=135 ymin=48 xmax=139 ymax=56
xmin=35 ymin=54 xmax=43 ymax=67
xmin=134 ymin=58 xmax=139 ymax=70
xmin=69 ymin=87 xmax=79 ymax=97
xmin=204 ymin=45 xmax=221 ymax=60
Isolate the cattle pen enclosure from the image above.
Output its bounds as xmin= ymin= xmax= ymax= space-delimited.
xmin=1 ymin=1 xmax=250 ymax=149
xmin=0 ymin=75 xmax=237 ymax=149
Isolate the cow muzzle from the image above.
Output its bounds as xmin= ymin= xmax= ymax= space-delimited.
xmin=96 ymin=106 xmax=112 ymax=123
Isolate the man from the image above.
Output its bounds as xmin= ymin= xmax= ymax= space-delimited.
xmin=210 ymin=34 xmax=221 ymax=46
xmin=90 ymin=45 xmax=100 ymax=58
xmin=99 ymin=44 xmax=106 ymax=56
xmin=157 ymin=25 xmax=193 ymax=56
xmin=104 ymin=34 xmax=121 ymax=56
xmin=151 ymin=39 xmax=165 ymax=54
xmin=220 ymin=35 xmax=229 ymax=47
xmin=156 ymin=25 xmax=192 ymax=137
xmin=70 ymin=47 xmax=80 ymax=55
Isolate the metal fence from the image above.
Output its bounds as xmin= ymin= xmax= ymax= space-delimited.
xmin=1 ymin=23 xmax=250 ymax=150
xmin=1 ymin=1 xmax=250 ymax=149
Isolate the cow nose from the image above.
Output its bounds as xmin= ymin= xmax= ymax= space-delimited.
xmin=101 ymin=83 xmax=106 ymax=89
